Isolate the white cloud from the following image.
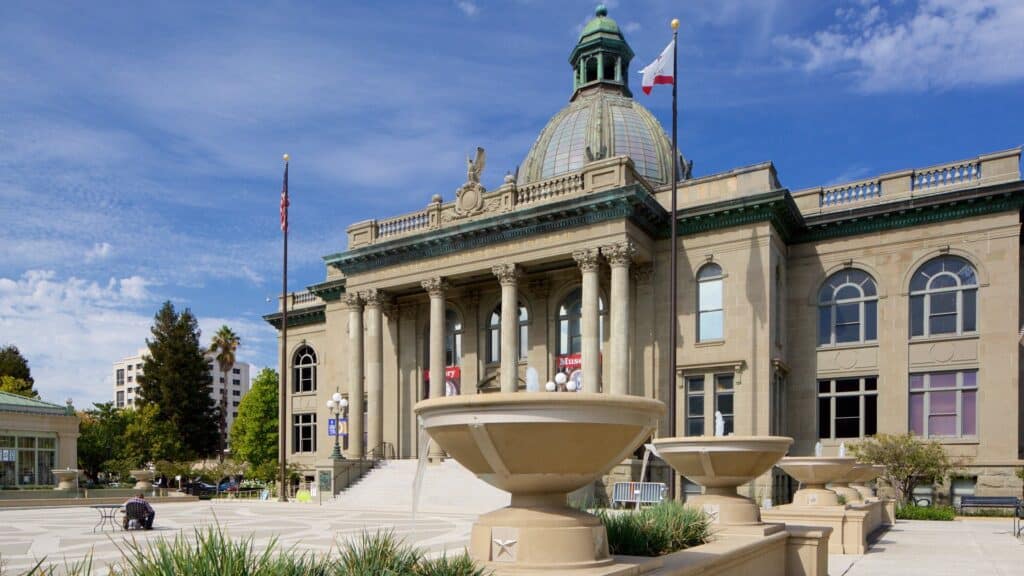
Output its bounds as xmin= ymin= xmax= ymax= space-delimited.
xmin=0 ymin=270 xmax=274 ymax=408
xmin=623 ymin=22 xmax=642 ymax=34
xmin=776 ymin=0 xmax=1024 ymax=92
xmin=85 ymin=242 xmax=112 ymax=262
xmin=456 ymin=1 xmax=479 ymax=17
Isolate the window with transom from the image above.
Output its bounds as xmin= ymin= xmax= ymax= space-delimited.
xmin=818 ymin=269 xmax=878 ymax=346
xmin=557 ymin=288 xmax=605 ymax=355
xmin=292 ymin=345 xmax=317 ymax=393
xmin=697 ymin=264 xmax=724 ymax=342
xmin=487 ymin=302 xmax=528 ymax=363
xmin=909 ymin=256 xmax=978 ymax=337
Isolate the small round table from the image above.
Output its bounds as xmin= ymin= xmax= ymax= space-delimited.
xmin=90 ymin=504 xmax=123 ymax=532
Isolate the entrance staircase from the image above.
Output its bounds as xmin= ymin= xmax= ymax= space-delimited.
xmin=332 ymin=459 xmax=509 ymax=514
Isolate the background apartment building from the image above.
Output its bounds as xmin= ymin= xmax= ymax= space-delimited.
xmin=112 ymin=348 xmax=251 ymax=442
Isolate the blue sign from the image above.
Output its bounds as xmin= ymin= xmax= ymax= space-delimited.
xmin=327 ymin=418 xmax=348 ymax=437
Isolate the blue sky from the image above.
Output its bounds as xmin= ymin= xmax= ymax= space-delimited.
xmin=1 ymin=0 xmax=1022 ymax=407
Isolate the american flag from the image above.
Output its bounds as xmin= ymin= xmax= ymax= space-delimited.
xmin=280 ymin=160 xmax=289 ymax=233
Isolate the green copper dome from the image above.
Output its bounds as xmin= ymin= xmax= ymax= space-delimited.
xmin=518 ymin=7 xmax=688 ymax=188
xmin=579 ymin=5 xmax=620 ymax=39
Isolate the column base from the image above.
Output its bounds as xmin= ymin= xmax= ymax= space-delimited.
xmin=792 ymin=487 xmax=840 ymax=507
xmin=685 ymin=492 xmax=762 ymax=526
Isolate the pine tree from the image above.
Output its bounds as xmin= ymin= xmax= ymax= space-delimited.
xmin=0 ymin=345 xmax=34 ymax=385
xmin=136 ymin=301 xmax=219 ymax=458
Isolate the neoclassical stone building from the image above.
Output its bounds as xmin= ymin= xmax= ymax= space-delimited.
xmin=266 ymin=8 xmax=1024 ymax=502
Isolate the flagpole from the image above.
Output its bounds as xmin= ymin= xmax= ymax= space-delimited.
xmin=278 ymin=154 xmax=290 ymax=503
xmin=668 ymin=18 xmax=680 ymax=499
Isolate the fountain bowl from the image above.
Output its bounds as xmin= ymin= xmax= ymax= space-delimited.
xmin=653 ymin=436 xmax=792 ymax=525
xmin=777 ymin=457 xmax=856 ymax=507
xmin=53 ymin=468 xmax=81 ymax=491
xmin=129 ymin=469 xmax=155 ymax=491
xmin=415 ymin=392 xmax=663 ymax=572
xmin=849 ymin=464 xmax=886 ymax=500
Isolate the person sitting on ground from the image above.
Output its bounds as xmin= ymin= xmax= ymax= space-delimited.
xmin=123 ymin=492 xmax=156 ymax=530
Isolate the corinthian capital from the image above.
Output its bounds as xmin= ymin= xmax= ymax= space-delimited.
xmin=603 ymin=241 xmax=638 ymax=268
xmin=343 ymin=292 xmax=363 ymax=309
xmin=361 ymin=288 xmax=387 ymax=309
xmin=420 ymin=277 xmax=449 ymax=298
xmin=572 ymin=248 xmax=602 ymax=273
xmin=491 ymin=263 xmax=521 ymax=286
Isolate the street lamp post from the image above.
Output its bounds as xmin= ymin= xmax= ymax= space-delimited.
xmin=326 ymin=393 xmax=349 ymax=461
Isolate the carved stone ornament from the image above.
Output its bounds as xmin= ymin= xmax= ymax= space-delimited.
xmin=491 ymin=263 xmax=521 ymax=286
xmin=343 ymin=292 xmax=363 ymax=309
xmin=572 ymin=248 xmax=602 ymax=273
xmin=603 ymin=241 xmax=638 ymax=268
xmin=632 ymin=263 xmax=654 ymax=283
xmin=421 ymin=277 xmax=449 ymax=297
xmin=361 ymin=288 xmax=386 ymax=308
xmin=529 ymin=279 xmax=550 ymax=299
xmin=454 ymin=147 xmax=488 ymax=218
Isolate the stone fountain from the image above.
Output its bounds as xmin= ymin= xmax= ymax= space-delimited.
xmin=849 ymin=464 xmax=886 ymax=500
xmin=53 ymin=468 xmax=80 ymax=491
xmin=130 ymin=469 xmax=155 ymax=491
xmin=774 ymin=456 xmax=856 ymax=506
xmin=653 ymin=436 xmax=793 ymax=527
xmin=414 ymin=392 xmax=663 ymax=573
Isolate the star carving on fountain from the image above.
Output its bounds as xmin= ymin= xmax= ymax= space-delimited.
xmin=492 ymin=537 xmax=517 ymax=560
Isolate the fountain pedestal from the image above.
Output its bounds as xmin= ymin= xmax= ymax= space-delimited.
xmin=849 ymin=464 xmax=885 ymax=500
xmin=130 ymin=469 xmax=155 ymax=491
xmin=415 ymin=393 xmax=663 ymax=573
xmin=775 ymin=457 xmax=855 ymax=507
xmin=53 ymin=468 xmax=80 ymax=491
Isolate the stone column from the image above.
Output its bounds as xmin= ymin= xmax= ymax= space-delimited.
xmin=345 ymin=292 xmax=364 ymax=459
xmin=573 ymin=248 xmax=602 ymax=393
xmin=363 ymin=289 xmax=385 ymax=459
xmin=421 ymin=277 xmax=448 ymax=462
xmin=492 ymin=263 xmax=522 ymax=393
xmin=604 ymin=241 xmax=637 ymax=395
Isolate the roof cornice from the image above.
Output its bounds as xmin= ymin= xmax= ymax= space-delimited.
xmin=262 ymin=305 xmax=327 ymax=329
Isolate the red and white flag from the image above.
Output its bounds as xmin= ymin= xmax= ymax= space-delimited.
xmin=639 ymin=39 xmax=675 ymax=94
xmin=280 ymin=161 xmax=289 ymax=233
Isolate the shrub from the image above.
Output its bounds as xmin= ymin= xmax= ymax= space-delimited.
xmin=598 ymin=501 xmax=710 ymax=556
xmin=895 ymin=504 xmax=955 ymax=521
xmin=851 ymin=433 xmax=952 ymax=505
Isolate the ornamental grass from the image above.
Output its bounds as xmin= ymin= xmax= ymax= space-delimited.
xmin=597 ymin=501 xmax=711 ymax=557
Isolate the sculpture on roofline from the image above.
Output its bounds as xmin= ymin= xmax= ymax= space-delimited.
xmin=466 ymin=146 xmax=486 ymax=184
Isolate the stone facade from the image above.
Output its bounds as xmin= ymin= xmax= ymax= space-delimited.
xmin=264 ymin=8 xmax=1024 ymax=499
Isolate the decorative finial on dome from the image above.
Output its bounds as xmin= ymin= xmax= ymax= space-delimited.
xmin=595 ymin=4 xmax=607 ymax=17
xmin=431 ymin=193 xmax=443 ymax=204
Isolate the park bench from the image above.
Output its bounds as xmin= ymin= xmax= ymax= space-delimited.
xmin=611 ymin=482 xmax=666 ymax=508
xmin=957 ymin=496 xmax=1022 ymax=536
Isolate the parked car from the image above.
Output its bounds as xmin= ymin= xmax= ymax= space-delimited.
xmin=180 ymin=481 xmax=216 ymax=497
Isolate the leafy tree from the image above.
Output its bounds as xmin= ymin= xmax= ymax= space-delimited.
xmin=0 ymin=345 xmax=33 ymax=384
xmin=77 ymin=402 xmax=130 ymax=480
xmin=230 ymin=368 xmax=279 ymax=470
xmin=209 ymin=325 xmax=241 ymax=461
xmin=0 ymin=375 xmax=37 ymax=398
xmin=121 ymin=403 xmax=187 ymax=465
xmin=136 ymin=301 xmax=219 ymax=458
xmin=851 ymin=433 xmax=952 ymax=505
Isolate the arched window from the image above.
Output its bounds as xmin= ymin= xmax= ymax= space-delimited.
xmin=910 ymin=256 xmax=978 ymax=337
xmin=558 ymin=288 xmax=606 ymax=355
xmin=292 ymin=345 xmax=317 ymax=393
xmin=817 ymin=269 xmax=878 ymax=345
xmin=445 ymin=308 xmax=463 ymax=366
xmin=487 ymin=302 xmax=529 ymax=363
xmin=697 ymin=264 xmax=724 ymax=342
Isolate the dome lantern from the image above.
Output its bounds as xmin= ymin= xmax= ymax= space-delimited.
xmin=570 ymin=5 xmax=634 ymax=99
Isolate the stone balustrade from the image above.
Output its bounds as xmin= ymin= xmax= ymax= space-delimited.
xmin=279 ymin=290 xmax=323 ymax=311
xmin=794 ymin=147 xmax=1021 ymax=216
xmin=516 ymin=173 xmax=585 ymax=205
xmin=377 ymin=210 xmax=429 ymax=239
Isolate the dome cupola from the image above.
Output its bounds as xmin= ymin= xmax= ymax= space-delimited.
xmin=517 ymin=6 xmax=689 ymax=188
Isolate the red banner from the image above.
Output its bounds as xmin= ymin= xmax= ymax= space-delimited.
xmin=424 ymin=366 xmax=461 ymax=397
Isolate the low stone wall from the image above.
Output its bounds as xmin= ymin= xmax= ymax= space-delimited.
xmin=761 ymin=500 xmax=887 ymax=555
xmin=0 ymin=495 xmax=198 ymax=509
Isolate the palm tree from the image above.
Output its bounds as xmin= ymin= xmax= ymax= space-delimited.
xmin=209 ymin=325 xmax=240 ymax=462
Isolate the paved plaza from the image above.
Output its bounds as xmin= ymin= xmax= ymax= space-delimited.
xmin=1 ymin=501 xmax=1022 ymax=574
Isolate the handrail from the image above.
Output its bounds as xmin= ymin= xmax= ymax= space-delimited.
xmin=364 ymin=441 xmax=396 ymax=461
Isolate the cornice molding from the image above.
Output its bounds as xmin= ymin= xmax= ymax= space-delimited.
xmin=307 ymin=279 xmax=346 ymax=302
xmin=262 ymin=305 xmax=327 ymax=330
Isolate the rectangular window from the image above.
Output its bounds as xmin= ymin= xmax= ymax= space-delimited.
xmin=232 ymin=368 xmax=240 ymax=374
xmin=698 ymin=280 xmax=724 ymax=341
xmin=232 ymin=390 xmax=240 ymax=397
xmin=232 ymin=379 xmax=240 ymax=386
xmin=136 ymin=363 xmax=142 ymax=370
xmin=232 ymin=401 xmax=240 ymax=407
xmin=127 ymin=375 xmax=133 ymax=382
xmin=127 ymin=365 xmax=133 ymax=371
xmin=817 ymin=377 xmax=878 ymax=439
xmin=116 ymin=369 xmax=124 ymax=387
xmin=126 ymin=398 xmax=133 ymax=405
xmin=219 ymin=377 xmax=224 ymax=383
xmin=685 ymin=376 xmax=705 ymax=436
xmin=116 ymin=391 xmax=124 ymax=407
xmin=909 ymin=370 xmax=977 ymax=438
xmin=715 ymin=374 xmax=734 ymax=435
xmin=292 ymin=413 xmax=316 ymax=453
xmin=232 ymin=412 xmax=238 ymax=418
